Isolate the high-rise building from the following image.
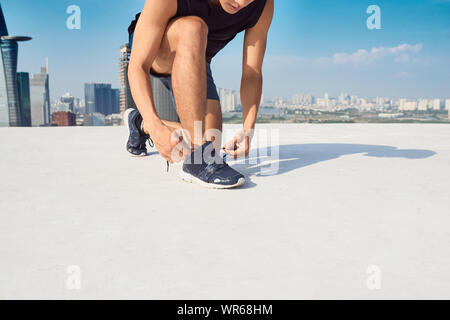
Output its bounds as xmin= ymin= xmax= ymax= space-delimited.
xmin=432 ymin=99 xmax=441 ymax=110
xmin=17 ymin=72 xmax=31 ymax=126
xmin=0 ymin=4 xmax=32 ymax=127
xmin=111 ymin=88 xmax=120 ymax=114
xmin=218 ymin=87 xmax=239 ymax=112
xmin=78 ymin=98 xmax=86 ymax=114
xmin=84 ymin=83 xmax=119 ymax=116
xmin=339 ymin=93 xmax=350 ymax=106
xmin=293 ymin=93 xmax=315 ymax=107
xmin=445 ymin=99 xmax=450 ymax=111
xmin=399 ymin=99 xmax=418 ymax=111
xmin=119 ymin=43 xmax=176 ymax=122
xmin=119 ymin=44 xmax=136 ymax=114
xmin=30 ymin=62 xmax=51 ymax=126
xmin=84 ymin=84 xmax=95 ymax=114
xmin=418 ymin=99 xmax=428 ymax=111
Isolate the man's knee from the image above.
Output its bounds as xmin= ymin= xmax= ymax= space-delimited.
xmin=172 ymin=16 xmax=208 ymax=49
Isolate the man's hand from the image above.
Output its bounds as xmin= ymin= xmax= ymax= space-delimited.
xmin=223 ymin=129 xmax=254 ymax=159
xmin=145 ymin=121 xmax=180 ymax=163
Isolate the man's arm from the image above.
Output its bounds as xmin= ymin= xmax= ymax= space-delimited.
xmin=224 ymin=0 xmax=274 ymax=158
xmin=128 ymin=0 xmax=178 ymax=161
xmin=241 ymin=0 xmax=274 ymax=131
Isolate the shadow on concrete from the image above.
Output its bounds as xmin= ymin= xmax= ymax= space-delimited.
xmin=232 ymin=143 xmax=436 ymax=189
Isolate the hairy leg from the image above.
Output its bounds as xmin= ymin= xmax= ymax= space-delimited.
xmin=170 ymin=17 xmax=209 ymax=148
xmin=162 ymin=99 xmax=222 ymax=143
xmin=204 ymin=99 xmax=223 ymax=150
xmin=147 ymin=17 xmax=224 ymax=152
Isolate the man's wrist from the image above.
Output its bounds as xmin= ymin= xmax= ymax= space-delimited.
xmin=242 ymin=106 xmax=258 ymax=132
xmin=142 ymin=114 xmax=163 ymax=135
xmin=243 ymin=119 xmax=256 ymax=132
xmin=142 ymin=112 xmax=162 ymax=126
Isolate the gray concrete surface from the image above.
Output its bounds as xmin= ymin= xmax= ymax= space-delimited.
xmin=0 ymin=124 xmax=449 ymax=299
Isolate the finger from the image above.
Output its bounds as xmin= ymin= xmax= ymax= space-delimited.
xmin=229 ymin=150 xmax=239 ymax=159
xmin=223 ymin=148 xmax=233 ymax=155
xmin=164 ymin=154 xmax=173 ymax=163
xmin=223 ymin=140 xmax=235 ymax=150
xmin=225 ymin=135 xmax=239 ymax=149
xmin=170 ymin=133 xmax=182 ymax=146
xmin=155 ymin=146 xmax=173 ymax=163
xmin=233 ymin=135 xmax=239 ymax=147
xmin=224 ymin=142 xmax=240 ymax=152
xmin=229 ymin=146 xmax=246 ymax=159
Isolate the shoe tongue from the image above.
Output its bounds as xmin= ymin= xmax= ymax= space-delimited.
xmin=185 ymin=141 xmax=215 ymax=165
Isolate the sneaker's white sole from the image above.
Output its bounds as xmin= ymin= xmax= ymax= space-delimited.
xmin=179 ymin=170 xmax=245 ymax=189
xmin=124 ymin=108 xmax=147 ymax=157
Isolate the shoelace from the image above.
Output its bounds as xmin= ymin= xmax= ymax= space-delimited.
xmin=165 ymin=154 xmax=227 ymax=174
xmin=147 ymin=137 xmax=154 ymax=148
xmin=204 ymin=154 xmax=228 ymax=173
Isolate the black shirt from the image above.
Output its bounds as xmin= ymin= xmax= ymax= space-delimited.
xmin=128 ymin=0 xmax=267 ymax=63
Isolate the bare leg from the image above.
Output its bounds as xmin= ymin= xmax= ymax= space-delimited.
xmin=170 ymin=18 xmax=208 ymax=148
xmin=145 ymin=17 xmax=222 ymax=152
xmin=162 ymin=99 xmax=222 ymax=146
xmin=204 ymin=99 xmax=223 ymax=150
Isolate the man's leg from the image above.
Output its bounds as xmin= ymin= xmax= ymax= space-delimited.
xmin=170 ymin=18 xmax=209 ymax=149
xmin=148 ymin=17 xmax=244 ymax=187
xmin=204 ymin=99 xmax=222 ymax=150
xmin=163 ymin=99 xmax=222 ymax=137
xmin=148 ymin=16 xmax=210 ymax=149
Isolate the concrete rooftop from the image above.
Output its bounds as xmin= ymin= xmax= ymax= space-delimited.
xmin=0 ymin=124 xmax=449 ymax=299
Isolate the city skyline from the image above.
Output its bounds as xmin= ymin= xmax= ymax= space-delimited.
xmin=0 ymin=3 xmax=31 ymax=126
xmin=2 ymin=0 xmax=449 ymax=101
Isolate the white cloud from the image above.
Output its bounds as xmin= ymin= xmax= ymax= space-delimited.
xmin=333 ymin=49 xmax=371 ymax=65
xmin=323 ymin=43 xmax=423 ymax=66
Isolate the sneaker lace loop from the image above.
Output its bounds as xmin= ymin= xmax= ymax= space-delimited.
xmin=147 ymin=137 xmax=154 ymax=148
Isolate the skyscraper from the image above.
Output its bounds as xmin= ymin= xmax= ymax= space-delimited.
xmin=30 ymin=63 xmax=51 ymax=126
xmin=218 ymin=87 xmax=239 ymax=112
xmin=432 ymin=99 xmax=441 ymax=111
xmin=418 ymin=99 xmax=428 ymax=111
xmin=324 ymin=93 xmax=330 ymax=108
xmin=119 ymin=42 xmax=177 ymax=122
xmin=0 ymin=4 xmax=32 ymax=127
xmin=84 ymin=83 xmax=120 ymax=116
xmin=119 ymin=44 xmax=136 ymax=114
xmin=111 ymin=88 xmax=120 ymax=114
xmin=17 ymin=72 xmax=31 ymax=126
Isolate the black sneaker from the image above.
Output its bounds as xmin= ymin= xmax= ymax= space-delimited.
xmin=124 ymin=108 xmax=153 ymax=157
xmin=180 ymin=141 xmax=246 ymax=189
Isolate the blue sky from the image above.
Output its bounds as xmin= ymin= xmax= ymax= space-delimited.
xmin=3 ymin=0 xmax=450 ymax=100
